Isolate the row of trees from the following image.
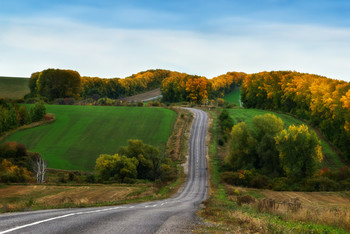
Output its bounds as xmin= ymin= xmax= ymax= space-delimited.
xmin=0 ymin=99 xmax=46 ymax=135
xmin=219 ymin=113 xmax=347 ymax=191
xmin=161 ymin=71 xmax=247 ymax=103
xmin=95 ymin=140 xmax=174 ymax=183
xmin=27 ymin=68 xmax=247 ymax=104
xmin=226 ymin=114 xmax=323 ymax=181
xmin=241 ymin=71 xmax=350 ymax=160
xmin=28 ymin=69 xmax=175 ymax=101
xmin=209 ymin=72 xmax=246 ymax=98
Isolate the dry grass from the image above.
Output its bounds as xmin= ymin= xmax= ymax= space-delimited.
xmin=227 ymin=185 xmax=350 ymax=231
xmin=166 ymin=108 xmax=193 ymax=163
xmin=198 ymin=198 xmax=269 ymax=233
xmin=0 ymin=184 xmax=156 ymax=212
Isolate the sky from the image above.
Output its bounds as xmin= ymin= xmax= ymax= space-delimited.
xmin=1 ymin=0 xmax=350 ymax=81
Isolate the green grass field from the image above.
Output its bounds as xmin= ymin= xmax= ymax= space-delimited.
xmin=226 ymin=108 xmax=345 ymax=169
xmin=223 ymin=88 xmax=241 ymax=106
xmin=2 ymin=105 xmax=177 ymax=171
xmin=0 ymin=76 xmax=29 ymax=99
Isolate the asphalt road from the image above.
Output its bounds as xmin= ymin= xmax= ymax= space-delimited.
xmin=0 ymin=108 xmax=208 ymax=234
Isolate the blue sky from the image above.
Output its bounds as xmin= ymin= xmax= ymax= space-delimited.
xmin=1 ymin=0 xmax=350 ymax=80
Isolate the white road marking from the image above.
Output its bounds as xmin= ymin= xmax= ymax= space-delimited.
xmin=0 ymin=207 xmax=124 ymax=234
xmin=144 ymin=204 xmax=157 ymax=208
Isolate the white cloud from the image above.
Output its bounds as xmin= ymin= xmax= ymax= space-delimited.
xmin=1 ymin=17 xmax=350 ymax=81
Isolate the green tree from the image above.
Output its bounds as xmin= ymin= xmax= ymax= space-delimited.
xmin=30 ymin=102 xmax=46 ymax=122
xmin=218 ymin=109 xmax=234 ymax=133
xmin=275 ymin=124 xmax=323 ymax=181
xmin=95 ymin=153 xmax=138 ymax=182
xmin=115 ymin=155 xmax=139 ymax=182
xmin=18 ymin=106 xmax=30 ymax=125
xmin=252 ymin=114 xmax=284 ymax=177
xmin=36 ymin=69 xmax=81 ymax=100
xmin=28 ymin=72 xmax=40 ymax=96
xmin=119 ymin=139 xmax=161 ymax=180
xmin=226 ymin=122 xmax=257 ymax=170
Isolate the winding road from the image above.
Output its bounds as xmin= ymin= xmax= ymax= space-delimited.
xmin=0 ymin=108 xmax=208 ymax=233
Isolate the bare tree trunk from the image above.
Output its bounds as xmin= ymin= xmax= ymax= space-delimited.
xmin=33 ymin=155 xmax=47 ymax=184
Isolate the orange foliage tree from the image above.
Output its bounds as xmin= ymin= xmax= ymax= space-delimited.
xmin=241 ymin=71 xmax=350 ymax=159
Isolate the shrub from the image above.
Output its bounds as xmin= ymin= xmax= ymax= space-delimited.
xmin=221 ymin=171 xmax=240 ymax=185
xmin=68 ymin=172 xmax=75 ymax=181
xmin=250 ymin=175 xmax=271 ymax=189
xmin=85 ymin=174 xmax=96 ymax=183
xmin=271 ymin=177 xmax=288 ymax=191
xmin=304 ymin=177 xmax=340 ymax=191
xmin=152 ymin=101 xmax=160 ymax=106
xmin=217 ymin=98 xmax=225 ymax=107
xmin=236 ymin=195 xmax=256 ymax=206
xmin=30 ymin=102 xmax=46 ymax=122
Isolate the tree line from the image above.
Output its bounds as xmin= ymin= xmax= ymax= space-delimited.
xmin=27 ymin=68 xmax=247 ymax=104
xmin=95 ymin=139 xmax=175 ymax=183
xmin=28 ymin=69 xmax=175 ymax=101
xmin=0 ymin=99 xmax=46 ymax=135
xmin=161 ymin=71 xmax=247 ymax=103
xmin=241 ymin=71 xmax=350 ymax=161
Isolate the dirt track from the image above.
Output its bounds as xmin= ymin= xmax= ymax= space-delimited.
xmin=123 ymin=88 xmax=161 ymax=102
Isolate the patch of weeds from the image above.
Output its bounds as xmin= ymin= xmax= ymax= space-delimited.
xmin=246 ymin=190 xmax=264 ymax=199
xmin=126 ymin=186 xmax=147 ymax=197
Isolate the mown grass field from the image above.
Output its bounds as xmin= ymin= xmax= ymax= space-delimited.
xmin=223 ymin=88 xmax=241 ymax=106
xmin=226 ymin=108 xmax=345 ymax=170
xmin=0 ymin=76 xmax=29 ymax=99
xmin=2 ymin=105 xmax=177 ymax=171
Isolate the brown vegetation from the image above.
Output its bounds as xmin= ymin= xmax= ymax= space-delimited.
xmin=227 ymin=185 xmax=350 ymax=231
xmin=0 ymin=184 xmax=156 ymax=212
xmin=166 ymin=108 xmax=193 ymax=162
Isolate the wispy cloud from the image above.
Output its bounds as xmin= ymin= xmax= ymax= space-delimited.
xmin=1 ymin=16 xmax=350 ymax=81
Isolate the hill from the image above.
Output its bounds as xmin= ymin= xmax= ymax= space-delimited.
xmin=226 ymin=108 xmax=345 ymax=170
xmin=223 ymin=88 xmax=241 ymax=106
xmin=1 ymin=105 xmax=177 ymax=171
xmin=0 ymin=76 xmax=29 ymax=99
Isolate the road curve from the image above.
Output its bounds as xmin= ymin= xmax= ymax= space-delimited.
xmin=0 ymin=108 xmax=208 ymax=234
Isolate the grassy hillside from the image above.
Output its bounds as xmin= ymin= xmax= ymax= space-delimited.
xmin=2 ymin=105 xmax=177 ymax=171
xmin=223 ymin=88 xmax=241 ymax=106
xmin=227 ymin=108 xmax=345 ymax=169
xmin=0 ymin=76 xmax=29 ymax=99
xmin=197 ymin=110 xmax=349 ymax=233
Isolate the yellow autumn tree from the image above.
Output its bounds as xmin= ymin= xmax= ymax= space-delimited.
xmin=185 ymin=76 xmax=208 ymax=104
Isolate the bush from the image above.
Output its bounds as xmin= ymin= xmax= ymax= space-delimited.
xmin=250 ymin=175 xmax=271 ymax=189
xmin=271 ymin=177 xmax=288 ymax=191
xmin=221 ymin=171 xmax=240 ymax=185
xmin=304 ymin=177 xmax=340 ymax=191
xmin=30 ymin=102 xmax=46 ymax=122
xmin=0 ymin=173 xmax=19 ymax=183
xmin=85 ymin=174 xmax=96 ymax=183
xmin=57 ymin=173 xmax=67 ymax=183
xmin=217 ymin=98 xmax=225 ymax=107
xmin=152 ymin=101 xmax=160 ymax=106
